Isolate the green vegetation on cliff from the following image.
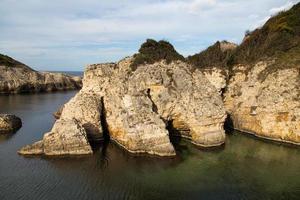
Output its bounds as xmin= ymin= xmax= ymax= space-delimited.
xmin=130 ymin=39 xmax=185 ymax=71
xmin=233 ymin=2 xmax=300 ymax=67
xmin=187 ymin=41 xmax=237 ymax=69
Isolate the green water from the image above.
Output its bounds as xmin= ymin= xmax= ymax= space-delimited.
xmin=0 ymin=91 xmax=300 ymax=200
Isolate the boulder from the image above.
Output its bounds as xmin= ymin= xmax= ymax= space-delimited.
xmin=0 ymin=114 xmax=22 ymax=133
xmin=18 ymin=118 xmax=92 ymax=156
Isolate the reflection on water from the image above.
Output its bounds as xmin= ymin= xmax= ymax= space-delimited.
xmin=0 ymin=91 xmax=300 ymax=200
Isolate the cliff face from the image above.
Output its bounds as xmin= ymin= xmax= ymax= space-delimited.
xmin=188 ymin=3 xmax=300 ymax=145
xmin=19 ymin=40 xmax=226 ymax=157
xmin=224 ymin=62 xmax=300 ymax=144
xmin=0 ymin=54 xmax=82 ymax=94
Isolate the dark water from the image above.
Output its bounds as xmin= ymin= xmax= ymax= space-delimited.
xmin=0 ymin=91 xmax=300 ymax=200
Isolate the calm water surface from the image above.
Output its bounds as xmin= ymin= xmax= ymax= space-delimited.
xmin=0 ymin=91 xmax=300 ymax=200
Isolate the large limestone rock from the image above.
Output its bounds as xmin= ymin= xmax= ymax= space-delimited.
xmin=0 ymin=54 xmax=82 ymax=94
xmin=19 ymin=40 xmax=226 ymax=157
xmin=19 ymin=57 xmax=226 ymax=156
xmin=18 ymin=118 xmax=92 ymax=156
xmin=0 ymin=114 xmax=22 ymax=133
xmin=224 ymin=62 xmax=300 ymax=145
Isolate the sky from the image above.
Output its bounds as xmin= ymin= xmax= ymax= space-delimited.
xmin=0 ymin=0 xmax=298 ymax=71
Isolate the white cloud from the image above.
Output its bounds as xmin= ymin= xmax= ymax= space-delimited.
xmin=0 ymin=0 xmax=298 ymax=70
xmin=269 ymin=1 xmax=294 ymax=14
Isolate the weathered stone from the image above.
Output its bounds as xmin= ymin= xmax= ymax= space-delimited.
xmin=59 ymin=91 xmax=103 ymax=141
xmin=19 ymin=55 xmax=226 ymax=157
xmin=0 ymin=114 xmax=22 ymax=133
xmin=224 ymin=62 xmax=300 ymax=145
xmin=82 ymin=57 xmax=226 ymax=156
xmin=18 ymin=119 xmax=92 ymax=156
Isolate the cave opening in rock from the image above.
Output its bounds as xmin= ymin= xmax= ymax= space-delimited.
xmin=166 ymin=120 xmax=185 ymax=152
xmin=224 ymin=114 xmax=234 ymax=134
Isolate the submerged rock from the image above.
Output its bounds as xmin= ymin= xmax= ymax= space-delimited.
xmin=18 ymin=118 xmax=92 ymax=156
xmin=0 ymin=114 xmax=22 ymax=133
xmin=0 ymin=54 xmax=82 ymax=94
xmin=19 ymin=42 xmax=226 ymax=157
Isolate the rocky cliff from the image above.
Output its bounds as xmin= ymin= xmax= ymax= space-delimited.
xmin=189 ymin=3 xmax=300 ymax=145
xmin=19 ymin=40 xmax=226 ymax=157
xmin=0 ymin=54 xmax=82 ymax=94
xmin=224 ymin=3 xmax=300 ymax=145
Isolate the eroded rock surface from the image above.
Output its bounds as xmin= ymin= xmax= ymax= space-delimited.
xmin=224 ymin=62 xmax=300 ymax=144
xmin=0 ymin=114 xmax=22 ymax=133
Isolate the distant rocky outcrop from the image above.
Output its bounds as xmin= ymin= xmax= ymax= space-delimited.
xmin=0 ymin=114 xmax=22 ymax=133
xmin=19 ymin=40 xmax=226 ymax=157
xmin=0 ymin=54 xmax=82 ymax=94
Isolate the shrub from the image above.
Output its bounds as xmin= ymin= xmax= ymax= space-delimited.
xmin=130 ymin=39 xmax=185 ymax=71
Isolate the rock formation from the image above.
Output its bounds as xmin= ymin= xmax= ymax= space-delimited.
xmin=0 ymin=54 xmax=82 ymax=94
xmin=19 ymin=40 xmax=226 ymax=157
xmin=0 ymin=114 xmax=22 ymax=133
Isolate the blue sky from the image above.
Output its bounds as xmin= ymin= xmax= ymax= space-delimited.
xmin=0 ymin=0 xmax=298 ymax=71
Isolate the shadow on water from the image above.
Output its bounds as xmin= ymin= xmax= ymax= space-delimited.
xmin=0 ymin=129 xmax=21 ymax=143
xmin=0 ymin=133 xmax=14 ymax=143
